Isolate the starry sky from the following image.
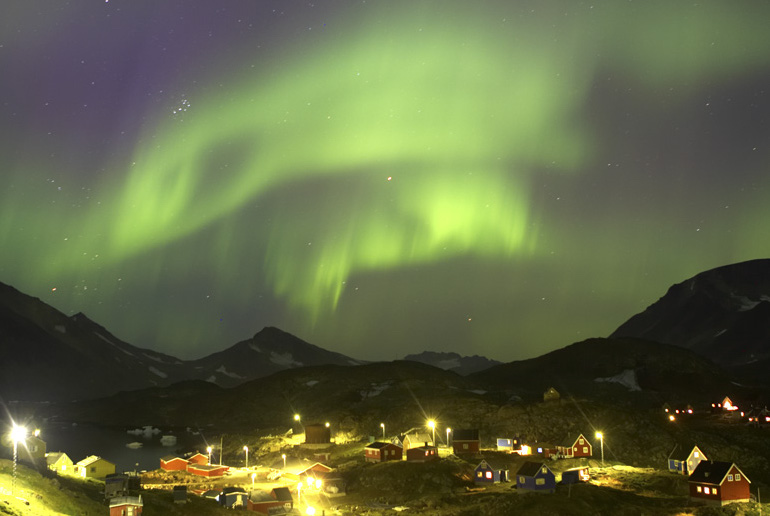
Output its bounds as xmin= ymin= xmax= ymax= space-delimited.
xmin=2 ymin=1 xmax=769 ymax=362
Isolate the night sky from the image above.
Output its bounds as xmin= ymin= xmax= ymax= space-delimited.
xmin=2 ymin=1 xmax=769 ymax=362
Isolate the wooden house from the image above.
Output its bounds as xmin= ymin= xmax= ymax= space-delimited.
xmin=496 ymin=437 xmax=523 ymax=452
xmin=219 ymin=487 xmax=248 ymax=509
xmin=668 ymin=445 xmax=707 ymax=475
xmin=557 ymin=434 xmax=592 ymax=459
xmin=270 ymin=457 xmax=332 ymax=482
xmin=109 ymin=495 xmax=143 ymax=516
xmin=561 ymin=466 xmax=590 ymax=484
xmin=25 ymin=434 xmax=47 ymax=460
xmin=543 ymin=387 xmax=560 ymax=403
xmin=186 ymin=463 xmax=228 ymax=477
xmin=248 ymin=487 xmax=294 ymax=514
xmin=474 ymin=459 xmax=509 ymax=484
xmin=688 ymin=461 xmax=751 ymax=506
xmin=187 ymin=452 xmax=209 ymax=465
xmin=452 ymin=429 xmax=480 ymax=455
xmin=76 ymin=455 xmax=116 ymax=479
xmin=402 ymin=432 xmax=434 ymax=450
xmin=364 ymin=441 xmax=403 ymax=462
xmin=45 ymin=452 xmax=74 ymax=475
xmin=406 ymin=445 xmax=439 ymax=463
xmin=160 ymin=454 xmax=188 ymax=471
xmin=104 ymin=474 xmax=130 ymax=500
xmin=516 ymin=461 xmax=556 ymax=493
xmin=534 ymin=442 xmax=558 ymax=459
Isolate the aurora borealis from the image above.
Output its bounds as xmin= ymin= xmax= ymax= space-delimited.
xmin=2 ymin=1 xmax=769 ymax=361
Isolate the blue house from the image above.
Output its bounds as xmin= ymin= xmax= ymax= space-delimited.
xmin=668 ymin=445 xmax=706 ymax=475
xmin=516 ymin=461 xmax=556 ymax=493
xmin=474 ymin=460 xmax=509 ymax=484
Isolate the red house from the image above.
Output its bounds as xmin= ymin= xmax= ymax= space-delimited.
xmin=689 ymin=461 xmax=751 ymax=506
xmin=406 ymin=445 xmax=438 ymax=463
xmin=187 ymin=452 xmax=208 ymax=465
xmin=557 ymin=434 xmax=592 ymax=458
xmin=109 ymin=495 xmax=143 ymax=516
xmin=160 ymin=455 xmax=188 ymax=472
xmin=365 ymin=442 xmax=403 ymax=462
xmin=186 ymin=463 xmax=229 ymax=477
xmin=452 ymin=429 xmax=480 ymax=455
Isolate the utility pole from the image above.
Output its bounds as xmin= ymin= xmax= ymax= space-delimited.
xmin=220 ymin=435 xmax=224 ymax=466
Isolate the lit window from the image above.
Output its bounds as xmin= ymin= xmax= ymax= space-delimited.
xmin=728 ymin=474 xmax=733 ymax=481
xmin=486 ymin=471 xmax=493 ymax=479
xmin=704 ymin=487 xmax=710 ymax=495
xmin=697 ymin=486 xmax=702 ymax=493
xmin=583 ymin=447 xmax=588 ymax=454
xmin=713 ymin=488 xmax=717 ymax=495
xmin=536 ymin=478 xmax=545 ymax=485
xmin=477 ymin=472 xmax=482 ymax=478
xmin=463 ymin=444 xmax=468 ymax=449
xmin=542 ymin=466 xmax=547 ymax=474
xmin=694 ymin=452 xmax=699 ymax=458
xmin=579 ymin=439 xmax=584 ymax=444
xmin=519 ymin=476 xmax=525 ymax=483
xmin=736 ymin=474 xmax=741 ymax=481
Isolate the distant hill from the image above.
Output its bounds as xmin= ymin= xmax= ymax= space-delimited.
xmin=611 ymin=259 xmax=770 ymax=366
xmin=0 ymin=282 xmax=363 ymax=401
xmin=402 ymin=351 xmax=501 ymax=375
xmin=468 ymin=337 xmax=741 ymax=405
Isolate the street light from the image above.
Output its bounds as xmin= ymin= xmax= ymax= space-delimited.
xmin=595 ymin=432 xmax=604 ymax=466
xmin=11 ymin=424 xmax=27 ymax=496
xmin=380 ymin=423 xmax=385 ymax=440
xmin=251 ymin=472 xmax=256 ymax=487
xmin=427 ymin=420 xmax=435 ymax=446
xmin=207 ymin=446 xmax=213 ymax=465
xmin=282 ymin=453 xmax=287 ymax=471
xmin=446 ymin=427 xmax=452 ymax=448
xmin=243 ymin=445 xmax=249 ymax=468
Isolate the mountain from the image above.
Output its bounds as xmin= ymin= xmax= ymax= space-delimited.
xmin=0 ymin=282 xmax=363 ymax=401
xmin=467 ymin=337 xmax=742 ymax=405
xmin=402 ymin=351 xmax=500 ymax=375
xmin=184 ymin=326 xmax=365 ymax=387
xmin=0 ymin=281 xmax=189 ymax=402
xmin=610 ymin=259 xmax=770 ymax=366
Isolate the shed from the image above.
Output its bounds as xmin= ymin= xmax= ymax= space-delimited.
xmin=561 ymin=466 xmax=590 ymax=484
xmin=406 ymin=445 xmax=439 ymax=463
xmin=45 ymin=452 xmax=74 ymax=475
xmin=109 ymin=495 xmax=143 ymax=516
xmin=220 ymin=486 xmax=248 ymax=509
xmin=173 ymin=485 xmax=187 ymax=504
xmin=104 ymin=473 xmax=130 ymax=500
xmin=452 ymin=429 xmax=480 ymax=455
xmin=364 ymin=441 xmax=403 ymax=463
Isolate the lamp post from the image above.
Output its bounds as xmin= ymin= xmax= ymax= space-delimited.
xmin=251 ymin=472 xmax=256 ymax=487
xmin=380 ymin=423 xmax=385 ymax=440
xmin=595 ymin=432 xmax=604 ymax=467
xmin=427 ymin=420 xmax=435 ymax=446
xmin=243 ymin=445 xmax=249 ymax=468
xmin=446 ymin=427 xmax=451 ymax=448
xmin=207 ymin=446 xmax=213 ymax=465
xmin=11 ymin=424 xmax=27 ymax=496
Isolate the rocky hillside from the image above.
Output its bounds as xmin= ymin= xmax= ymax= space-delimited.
xmin=611 ymin=259 xmax=770 ymax=366
xmin=403 ymin=351 xmax=500 ymax=375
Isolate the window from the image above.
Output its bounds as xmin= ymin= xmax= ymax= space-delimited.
xmin=542 ymin=466 xmax=547 ymax=474
xmin=713 ymin=488 xmax=717 ymax=495
xmin=536 ymin=478 xmax=545 ymax=485
xmin=91 ymin=466 xmax=96 ymax=472
xmin=583 ymin=447 xmax=588 ymax=454
xmin=736 ymin=474 xmax=741 ymax=481
xmin=477 ymin=472 xmax=483 ymax=478
xmin=486 ymin=471 xmax=493 ymax=479
xmin=728 ymin=474 xmax=733 ymax=481
xmin=704 ymin=487 xmax=710 ymax=495
xmin=694 ymin=452 xmax=699 ymax=458
xmin=463 ymin=443 xmax=468 ymax=449
xmin=697 ymin=486 xmax=702 ymax=493
xmin=579 ymin=438 xmax=584 ymax=444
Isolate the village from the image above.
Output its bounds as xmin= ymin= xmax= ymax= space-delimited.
xmin=2 ymin=387 xmax=768 ymax=515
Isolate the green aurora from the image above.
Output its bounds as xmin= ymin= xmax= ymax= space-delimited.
xmin=1 ymin=1 xmax=769 ymax=360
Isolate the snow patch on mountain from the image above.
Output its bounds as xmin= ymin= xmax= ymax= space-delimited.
xmin=594 ymin=369 xmax=641 ymax=391
xmin=306 ymin=380 xmax=319 ymax=387
xmin=437 ymin=358 xmax=462 ymax=370
xmin=360 ymin=381 xmax=392 ymax=399
xmin=249 ymin=343 xmax=262 ymax=352
xmin=55 ymin=324 xmax=66 ymax=334
xmin=733 ymin=294 xmax=760 ymax=311
xmin=216 ymin=365 xmax=243 ymax=379
xmin=270 ymin=352 xmax=303 ymax=367
xmin=94 ymin=332 xmax=134 ymax=356
xmin=148 ymin=366 xmax=167 ymax=378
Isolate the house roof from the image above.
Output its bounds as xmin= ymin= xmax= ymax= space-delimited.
xmin=272 ymin=486 xmax=293 ymax=502
xmin=45 ymin=452 xmax=71 ymax=465
xmin=670 ymin=445 xmax=704 ymax=462
xmin=269 ymin=457 xmax=331 ymax=475
xmin=453 ymin=429 xmax=479 ymax=441
xmin=188 ymin=464 xmax=227 ymax=472
xmin=516 ymin=461 xmax=551 ymax=477
xmin=366 ymin=441 xmax=397 ymax=450
xmin=565 ymin=434 xmax=590 ymax=447
xmin=222 ymin=486 xmax=247 ymax=495
xmin=476 ymin=459 xmax=509 ymax=471
xmin=689 ymin=461 xmax=750 ymax=485
xmin=249 ymin=489 xmax=274 ymax=503
xmin=77 ymin=455 xmax=113 ymax=467
xmin=109 ymin=496 xmax=143 ymax=508
xmin=404 ymin=432 xmax=433 ymax=444
xmin=161 ymin=454 xmax=186 ymax=462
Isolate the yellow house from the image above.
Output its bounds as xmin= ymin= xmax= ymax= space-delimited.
xmin=76 ymin=455 xmax=116 ymax=479
xmin=46 ymin=452 xmax=75 ymax=475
